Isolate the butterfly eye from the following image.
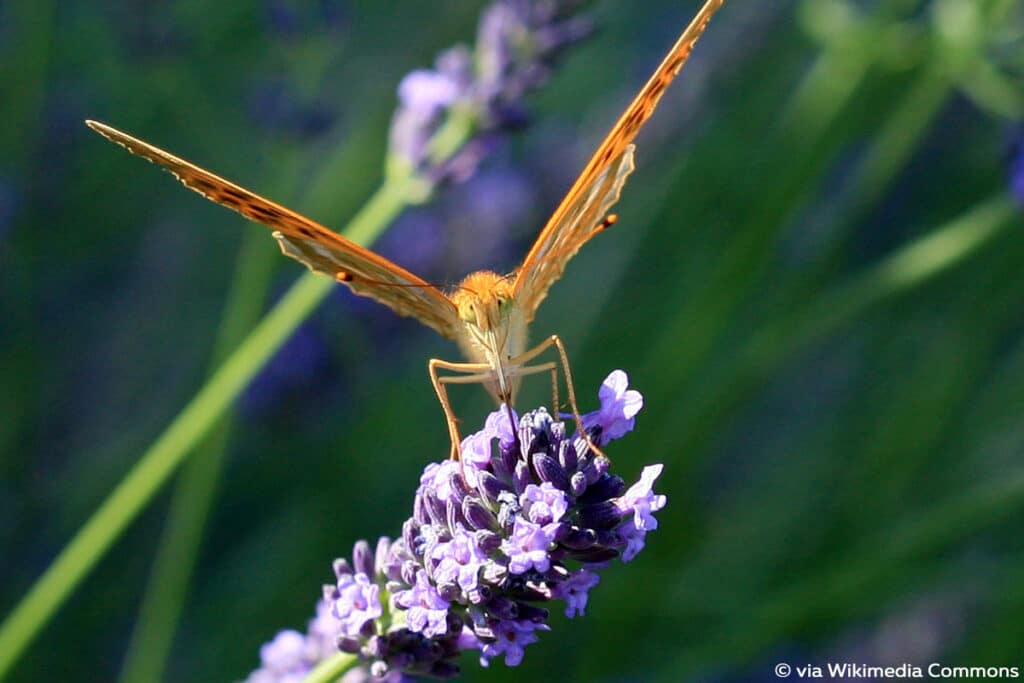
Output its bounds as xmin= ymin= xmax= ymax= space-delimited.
xmin=497 ymin=296 xmax=511 ymax=316
xmin=459 ymin=303 xmax=478 ymax=325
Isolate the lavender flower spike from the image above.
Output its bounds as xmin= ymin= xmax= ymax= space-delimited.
xmin=386 ymin=0 xmax=594 ymax=192
xmin=244 ymin=369 xmax=668 ymax=679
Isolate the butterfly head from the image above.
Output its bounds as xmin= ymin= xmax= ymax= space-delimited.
xmin=452 ymin=270 xmax=528 ymax=403
xmin=453 ymin=270 xmax=515 ymax=334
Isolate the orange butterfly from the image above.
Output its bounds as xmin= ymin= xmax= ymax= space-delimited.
xmin=87 ymin=0 xmax=723 ymax=458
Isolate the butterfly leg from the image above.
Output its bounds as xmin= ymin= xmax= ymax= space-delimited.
xmin=428 ymin=358 xmax=494 ymax=461
xmin=504 ymin=361 xmax=559 ymax=415
xmin=509 ymin=335 xmax=607 ymax=460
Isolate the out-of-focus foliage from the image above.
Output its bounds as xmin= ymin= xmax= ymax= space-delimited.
xmin=1 ymin=0 xmax=1022 ymax=681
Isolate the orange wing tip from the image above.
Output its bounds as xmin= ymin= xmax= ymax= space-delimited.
xmin=85 ymin=120 xmax=115 ymax=138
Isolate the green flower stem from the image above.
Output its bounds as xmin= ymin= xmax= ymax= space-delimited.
xmin=302 ymin=652 xmax=358 ymax=683
xmin=116 ymin=228 xmax=280 ymax=683
xmin=0 ymin=175 xmax=413 ymax=681
xmin=428 ymin=106 xmax=477 ymax=166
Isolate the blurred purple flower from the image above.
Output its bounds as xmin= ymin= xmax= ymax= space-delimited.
xmin=445 ymin=165 xmax=538 ymax=273
xmin=400 ymin=68 xmax=466 ymax=117
xmin=246 ymin=600 xmax=341 ymax=683
xmin=240 ymin=315 xmax=338 ymax=420
xmin=387 ymin=0 xmax=594 ymax=187
xmin=255 ymin=630 xmax=307 ymax=682
xmin=247 ymin=80 xmax=336 ymax=140
xmin=244 ymin=370 xmax=666 ymax=679
xmin=265 ymin=0 xmax=347 ymax=38
xmin=250 ymin=0 xmax=348 ymax=140
xmin=1010 ymin=131 xmax=1024 ymax=206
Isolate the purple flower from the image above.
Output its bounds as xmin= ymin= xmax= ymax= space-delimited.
xmin=555 ymin=569 xmax=601 ymax=618
xmin=460 ymin=405 xmax=517 ymax=483
xmin=520 ymin=482 xmax=568 ymax=525
xmin=419 ymin=459 xmax=462 ymax=505
xmin=395 ymin=569 xmax=451 ymax=637
xmin=245 ymin=368 xmax=666 ymax=679
xmin=502 ymin=517 xmax=558 ymax=574
xmin=388 ymin=49 xmax=473 ymax=178
xmin=617 ymin=521 xmax=648 ymax=563
xmin=616 ymin=464 xmax=667 ymax=532
xmin=386 ymin=0 xmax=594 ymax=187
xmin=581 ymin=370 xmax=645 ymax=443
xmin=431 ymin=524 xmax=488 ymax=593
xmin=479 ymin=619 xmax=550 ymax=667
xmin=333 ymin=572 xmax=383 ymax=635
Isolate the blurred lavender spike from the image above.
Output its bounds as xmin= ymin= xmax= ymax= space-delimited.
xmin=386 ymin=0 xmax=594 ymax=192
xmin=1010 ymin=130 xmax=1024 ymax=207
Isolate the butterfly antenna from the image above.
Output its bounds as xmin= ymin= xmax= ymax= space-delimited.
xmin=334 ymin=271 xmax=461 ymax=293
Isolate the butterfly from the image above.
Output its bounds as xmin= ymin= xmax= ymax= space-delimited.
xmin=87 ymin=0 xmax=724 ymax=459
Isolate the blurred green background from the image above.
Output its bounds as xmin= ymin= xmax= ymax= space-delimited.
xmin=3 ymin=0 xmax=1024 ymax=681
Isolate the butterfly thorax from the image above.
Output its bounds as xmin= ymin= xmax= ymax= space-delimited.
xmin=451 ymin=270 xmax=529 ymax=403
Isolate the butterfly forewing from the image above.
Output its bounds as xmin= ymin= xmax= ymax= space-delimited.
xmin=512 ymin=0 xmax=724 ymax=317
xmin=85 ymin=120 xmax=461 ymax=339
xmin=512 ymin=146 xmax=635 ymax=321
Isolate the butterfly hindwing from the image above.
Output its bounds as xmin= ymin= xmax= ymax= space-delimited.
xmin=273 ymin=232 xmax=460 ymax=338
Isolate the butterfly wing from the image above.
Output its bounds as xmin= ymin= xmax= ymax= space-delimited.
xmin=512 ymin=0 xmax=724 ymax=320
xmin=86 ymin=120 xmax=462 ymax=339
